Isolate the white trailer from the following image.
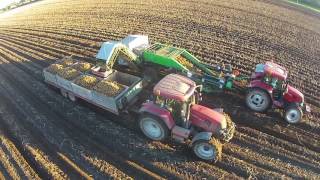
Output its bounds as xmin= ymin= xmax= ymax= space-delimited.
xmin=43 ymin=68 xmax=143 ymax=115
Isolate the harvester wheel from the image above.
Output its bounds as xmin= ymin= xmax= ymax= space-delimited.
xmin=60 ymin=89 xmax=68 ymax=98
xmin=139 ymin=114 xmax=169 ymax=141
xmin=192 ymin=138 xmax=222 ymax=162
xmin=246 ymin=88 xmax=270 ymax=112
xmin=284 ymin=105 xmax=303 ymax=124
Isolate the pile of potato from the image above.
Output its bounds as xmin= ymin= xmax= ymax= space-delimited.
xmin=94 ymin=80 xmax=125 ymax=97
xmin=61 ymin=57 xmax=75 ymax=66
xmin=74 ymin=75 xmax=99 ymax=89
xmin=73 ymin=62 xmax=92 ymax=72
xmin=176 ymin=55 xmax=193 ymax=70
xmin=57 ymin=67 xmax=80 ymax=80
xmin=46 ymin=64 xmax=64 ymax=74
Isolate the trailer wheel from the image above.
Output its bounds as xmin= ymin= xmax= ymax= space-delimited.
xmin=68 ymin=92 xmax=77 ymax=102
xmin=246 ymin=88 xmax=270 ymax=112
xmin=139 ymin=114 xmax=169 ymax=141
xmin=193 ymin=138 xmax=222 ymax=162
xmin=284 ymin=105 xmax=303 ymax=124
xmin=60 ymin=89 xmax=68 ymax=98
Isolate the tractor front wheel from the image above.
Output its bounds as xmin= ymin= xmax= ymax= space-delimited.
xmin=246 ymin=88 xmax=270 ymax=112
xmin=139 ymin=114 xmax=169 ymax=141
xmin=284 ymin=106 xmax=303 ymax=124
xmin=192 ymin=138 xmax=222 ymax=162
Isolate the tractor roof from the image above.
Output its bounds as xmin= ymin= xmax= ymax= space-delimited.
xmin=153 ymin=74 xmax=196 ymax=102
xmin=264 ymin=61 xmax=288 ymax=80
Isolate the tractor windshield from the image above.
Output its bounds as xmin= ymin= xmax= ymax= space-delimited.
xmin=155 ymin=95 xmax=195 ymax=127
xmin=263 ymin=75 xmax=284 ymax=89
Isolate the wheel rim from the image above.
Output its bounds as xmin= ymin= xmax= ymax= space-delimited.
xmin=286 ymin=109 xmax=300 ymax=123
xmin=141 ymin=118 xmax=163 ymax=140
xmin=247 ymin=92 xmax=267 ymax=111
xmin=194 ymin=143 xmax=215 ymax=160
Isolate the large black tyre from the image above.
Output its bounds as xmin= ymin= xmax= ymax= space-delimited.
xmin=139 ymin=114 xmax=169 ymax=141
xmin=246 ymin=88 xmax=271 ymax=112
xmin=284 ymin=105 xmax=303 ymax=124
xmin=192 ymin=138 xmax=222 ymax=162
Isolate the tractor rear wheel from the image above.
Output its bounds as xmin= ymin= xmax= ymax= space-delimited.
xmin=246 ymin=88 xmax=270 ymax=112
xmin=139 ymin=114 xmax=169 ymax=141
xmin=284 ymin=105 xmax=303 ymax=124
xmin=192 ymin=138 xmax=222 ymax=162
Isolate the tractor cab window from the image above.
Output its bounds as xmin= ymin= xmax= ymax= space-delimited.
xmin=262 ymin=75 xmax=271 ymax=84
xmin=275 ymin=79 xmax=285 ymax=89
xmin=263 ymin=75 xmax=282 ymax=89
xmin=155 ymin=96 xmax=181 ymax=113
xmin=155 ymin=96 xmax=165 ymax=107
xmin=271 ymin=78 xmax=278 ymax=88
xmin=154 ymin=96 xmax=190 ymax=127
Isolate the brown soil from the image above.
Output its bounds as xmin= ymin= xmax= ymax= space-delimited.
xmin=0 ymin=0 xmax=319 ymax=179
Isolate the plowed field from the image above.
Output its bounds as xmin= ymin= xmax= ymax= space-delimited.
xmin=0 ymin=0 xmax=319 ymax=179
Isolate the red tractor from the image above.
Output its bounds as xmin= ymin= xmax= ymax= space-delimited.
xmin=138 ymin=74 xmax=235 ymax=161
xmin=245 ymin=61 xmax=311 ymax=123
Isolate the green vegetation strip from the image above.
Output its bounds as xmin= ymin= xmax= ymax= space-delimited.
xmin=285 ymin=0 xmax=320 ymax=13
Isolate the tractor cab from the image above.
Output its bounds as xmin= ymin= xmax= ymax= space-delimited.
xmin=253 ymin=62 xmax=287 ymax=82
xmin=139 ymin=74 xmax=235 ymax=161
xmin=261 ymin=62 xmax=288 ymax=99
xmin=149 ymin=74 xmax=234 ymax=141
xmin=152 ymin=74 xmax=200 ymax=128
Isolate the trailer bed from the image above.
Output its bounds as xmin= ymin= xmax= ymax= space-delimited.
xmin=43 ymin=68 xmax=143 ymax=115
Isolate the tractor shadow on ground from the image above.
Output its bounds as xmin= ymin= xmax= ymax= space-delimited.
xmin=202 ymin=92 xmax=288 ymax=128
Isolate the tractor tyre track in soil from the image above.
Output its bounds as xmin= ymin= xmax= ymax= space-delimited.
xmin=0 ymin=0 xmax=319 ymax=179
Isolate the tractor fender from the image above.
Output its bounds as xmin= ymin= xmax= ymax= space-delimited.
xmin=191 ymin=132 xmax=213 ymax=145
xmin=139 ymin=102 xmax=175 ymax=130
xmin=248 ymin=79 xmax=273 ymax=94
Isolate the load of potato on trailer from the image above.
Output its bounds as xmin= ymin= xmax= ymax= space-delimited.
xmin=57 ymin=67 xmax=81 ymax=80
xmin=94 ymin=80 xmax=125 ymax=97
xmin=74 ymin=75 xmax=99 ymax=89
xmin=73 ymin=75 xmax=125 ymax=97
xmin=72 ymin=62 xmax=93 ymax=72
xmin=46 ymin=64 xmax=64 ymax=74
xmin=43 ymin=58 xmax=143 ymax=115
